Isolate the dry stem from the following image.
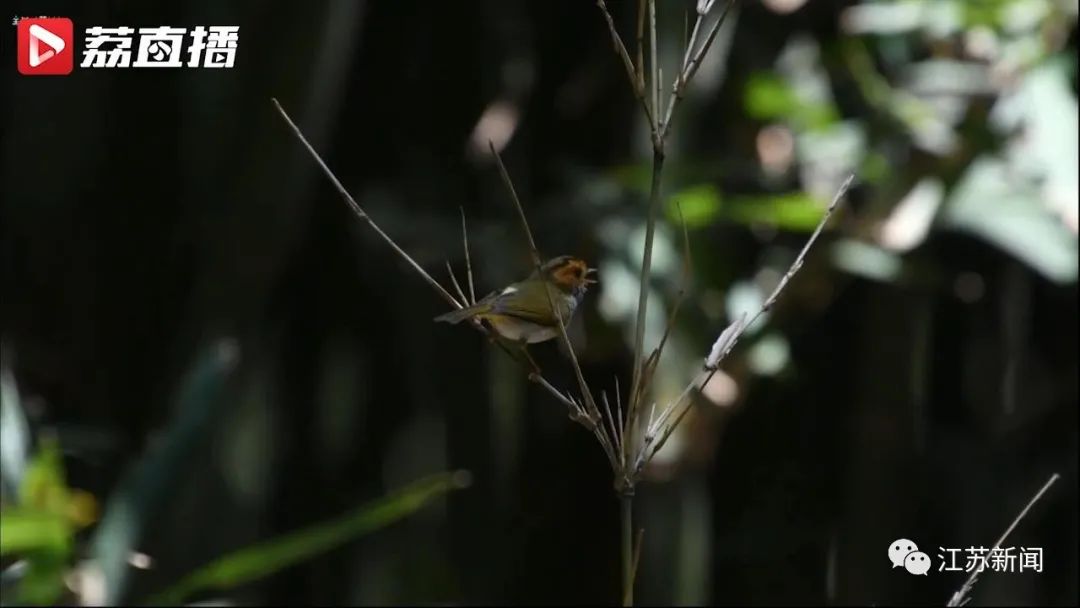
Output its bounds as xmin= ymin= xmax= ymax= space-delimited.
xmin=947 ymin=473 xmax=1061 ymax=607
xmin=271 ymin=98 xmax=588 ymax=430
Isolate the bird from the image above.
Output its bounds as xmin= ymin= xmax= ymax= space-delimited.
xmin=434 ymin=255 xmax=597 ymax=370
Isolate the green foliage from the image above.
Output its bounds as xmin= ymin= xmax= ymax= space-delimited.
xmin=744 ymin=72 xmax=839 ymax=131
xmin=0 ymin=437 xmax=98 ymax=605
xmin=665 ymin=184 xmax=829 ymax=232
xmin=149 ymin=470 xmax=472 ymax=605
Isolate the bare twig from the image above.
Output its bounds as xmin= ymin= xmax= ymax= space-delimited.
xmin=700 ymin=174 xmax=852 ymax=384
xmin=648 ymin=0 xmax=660 ymax=136
xmin=634 ymin=174 xmax=854 ymax=478
xmin=635 ymin=0 xmax=646 ymax=94
xmin=487 ymin=141 xmax=616 ymax=467
xmin=596 ymin=0 xmax=655 ymax=129
xmin=602 ymin=391 xmax=623 ymax=456
xmin=460 ymin=207 xmax=477 ymax=305
xmin=445 ymin=261 xmax=470 ymax=308
xmin=661 ymin=0 xmax=737 ymax=140
xmin=272 ymin=98 xmax=463 ymax=310
xmin=947 ymin=473 xmax=1061 ymax=607
xmin=637 ymin=202 xmax=693 ymax=406
xmin=274 ymin=98 xmax=602 ymax=453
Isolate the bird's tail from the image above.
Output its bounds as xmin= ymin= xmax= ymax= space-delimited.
xmin=434 ymin=302 xmax=490 ymax=324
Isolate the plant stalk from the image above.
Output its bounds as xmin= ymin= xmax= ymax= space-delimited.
xmin=621 ymin=493 xmax=634 ymax=606
xmin=626 ymin=148 xmax=665 ymax=461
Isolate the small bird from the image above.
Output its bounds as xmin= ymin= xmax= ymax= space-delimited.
xmin=434 ymin=255 xmax=597 ymax=349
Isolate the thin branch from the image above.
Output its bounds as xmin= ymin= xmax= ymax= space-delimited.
xmin=595 ymin=0 xmax=656 ymax=129
xmin=635 ymin=174 xmax=854 ymax=480
xmin=661 ymin=0 xmax=737 ymax=140
xmin=703 ymin=173 xmax=852 ymax=381
xmin=602 ymin=391 xmax=623 ymax=456
xmin=625 ymin=148 xmax=665 ymax=467
xmin=637 ymin=202 xmax=693 ymax=406
xmin=275 ymin=98 xmax=596 ymax=458
xmin=488 ymin=141 xmax=612 ymax=460
xmin=947 ymin=473 xmax=1061 ymax=607
xmin=533 ymin=374 xmax=585 ymax=420
xmin=460 ymin=207 xmax=477 ymax=305
xmin=445 ymin=261 xmax=469 ymax=307
xmin=648 ymin=0 xmax=660 ymax=138
xmin=615 ymin=375 xmax=626 ymax=465
xmin=272 ymin=98 xmax=462 ymax=310
xmin=635 ymin=0 xmax=646 ymax=94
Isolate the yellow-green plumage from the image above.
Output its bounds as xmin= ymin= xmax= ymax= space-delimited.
xmin=433 ymin=256 xmax=594 ymax=344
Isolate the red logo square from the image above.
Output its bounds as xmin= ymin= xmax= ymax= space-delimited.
xmin=17 ymin=18 xmax=75 ymax=76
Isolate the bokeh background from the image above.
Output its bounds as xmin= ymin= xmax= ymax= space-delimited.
xmin=2 ymin=0 xmax=1077 ymax=605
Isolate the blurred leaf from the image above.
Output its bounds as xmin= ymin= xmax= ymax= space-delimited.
xmin=90 ymin=339 xmax=241 ymax=605
xmin=13 ymin=552 xmax=68 ymax=606
xmin=1 ymin=438 xmax=91 ymax=605
xmin=667 ymin=184 xmax=829 ymax=232
xmin=942 ymin=156 xmax=1078 ymax=283
xmin=667 ymin=184 xmax=721 ymax=228
xmin=148 ymin=470 xmax=473 ymax=605
xmin=729 ymin=193 xmax=828 ymax=231
xmin=0 ymin=356 xmax=30 ymax=501
xmin=18 ymin=438 xmax=67 ymax=516
xmin=0 ymin=509 xmax=70 ymax=556
xmin=747 ymin=333 xmax=791 ymax=377
xmin=831 ymin=238 xmax=905 ymax=283
xmin=744 ymin=72 xmax=838 ymax=129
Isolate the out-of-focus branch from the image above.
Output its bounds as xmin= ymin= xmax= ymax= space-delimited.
xmin=633 ymin=174 xmax=854 ymax=477
xmin=947 ymin=473 xmax=1061 ymax=607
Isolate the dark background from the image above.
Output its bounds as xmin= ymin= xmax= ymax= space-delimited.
xmin=2 ymin=0 xmax=1077 ymax=605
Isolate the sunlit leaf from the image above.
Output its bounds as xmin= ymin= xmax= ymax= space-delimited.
xmin=18 ymin=438 xmax=67 ymax=516
xmin=942 ymin=156 xmax=1078 ymax=283
xmin=0 ymin=509 xmax=70 ymax=556
xmin=667 ymin=184 xmax=721 ymax=228
xmin=728 ymin=192 xmax=827 ymax=231
xmin=744 ymin=72 xmax=838 ymax=129
xmin=148 ymin=470 xmax=472 ymax=605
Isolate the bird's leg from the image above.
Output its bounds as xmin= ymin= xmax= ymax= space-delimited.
xmin=518 ymin=340 xmax=542 ymax=378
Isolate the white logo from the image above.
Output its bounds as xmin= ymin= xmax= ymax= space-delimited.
xmin=82 ymin=25 xmax=238 ymax=69
xmin=904 ymin=551 xmax=932 ymax=575
xmin=28 ymin=23 xmax=66 ymax=67
xmin=891 ymin=538 xmax=1044 ymax=575
xmin=889 ymin=538 xmax=919 ymax=569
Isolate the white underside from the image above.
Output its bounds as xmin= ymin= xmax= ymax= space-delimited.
xmin=488 ymin=316 xmax=559 ymax=344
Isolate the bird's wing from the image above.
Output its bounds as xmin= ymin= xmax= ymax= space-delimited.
xmin=490 ymin=281 xmax=566 ymax=326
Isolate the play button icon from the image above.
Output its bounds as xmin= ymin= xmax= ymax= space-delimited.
xmin=17 ymin=18 xmax=74 ymax=75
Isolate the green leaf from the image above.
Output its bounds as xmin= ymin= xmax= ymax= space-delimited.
xmin=728 ymin=192 xmax=828 ymax=232
xmin=14 ymin=551 xmax=69 ymax=605
xmin=667 ymin=186 xmax=831 ymax=232
xmin=18 ymin=438 xmax=68 ymax=516
xmin=667 ymin=184 xmax=722 ymax=228
xmin=744 ymin=71 xmax=838 ymax=130
xmin=147 ymin=470 xmax=472 ymax=605
xmin=0 ymin=509 xmax=71 ymax=556
xmin=744 ymin=72 xmax=799 ymax=120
